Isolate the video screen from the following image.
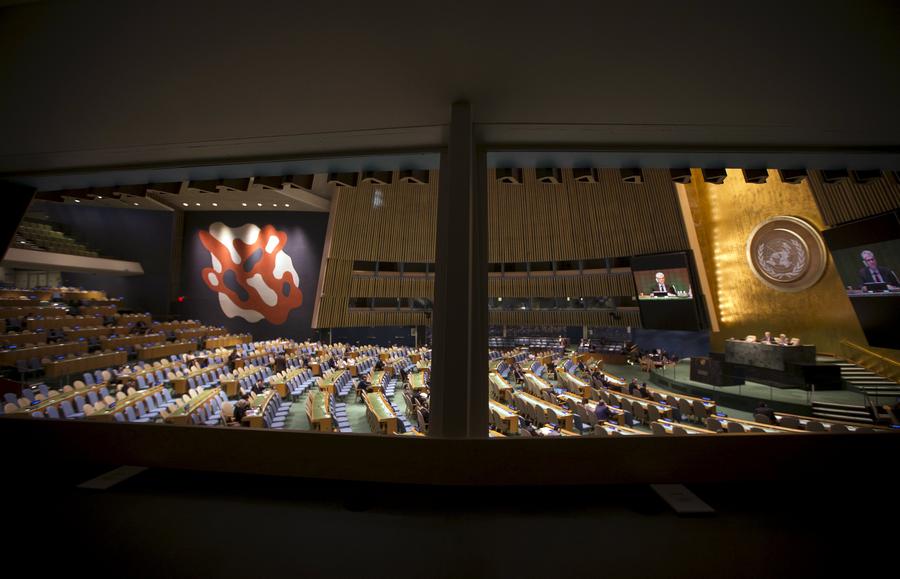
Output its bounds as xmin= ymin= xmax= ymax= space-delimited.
xmin=631 ymin=253 xmax=701 ymax=330
xmin=634 ymin=268 xmax=693 ymax=300
xmin=823 ymin=210 xmax=900 ymax=348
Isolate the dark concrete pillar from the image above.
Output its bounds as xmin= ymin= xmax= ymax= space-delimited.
xmin=429 ymin=101 xmax=488 ymax=438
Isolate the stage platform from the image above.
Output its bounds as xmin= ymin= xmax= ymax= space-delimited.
xmin=637 ymin=359 xmax=867 ymax=416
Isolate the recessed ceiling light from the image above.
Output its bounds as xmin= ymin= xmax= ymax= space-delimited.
xmin=195 ymin=202 xmax=201 ymax=206
xmin=97 ymin=196 xmax=103 ymax=199
xmin=182 ymin=202 xmax=189 ymax=207
xmin=242 ymin=202 xmax=247 ymax=207
xmin=133 ymin=203 xmax=139 ymax=206
xmin=257 ymin=202 xmax=262 ymax=207
xmin=212 ymin=202 xmax=218 ymax=207
xmin=20 ymin=240 xmax=25 ymax=244
xmin=273 ymin=203 xmax=278 ymax=207
xmin=284 ymin=204 xmax=289 ymax=207
xmin=74 ymin=199 xmax=80 ymax=203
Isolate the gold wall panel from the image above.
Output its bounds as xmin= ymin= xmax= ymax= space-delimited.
xmin=807 ymin=170 xmax=900 ymax=226
xmin=684 ymin=169 xmax=869 ymax=355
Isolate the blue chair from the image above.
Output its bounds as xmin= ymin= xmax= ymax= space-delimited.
xmin=87 ymin=391 xmax=100 ymax=405
xmin=136 ymin=400 xmax=157 ymax=420
xmin=45 ymin=405 xmax=60 ymax=419
xmin=22 ymin=389 xmax=35 ymax=401
xmin=74 ymin=395 xmax=87 ymax=412
xmin=4 ymin=393 xmax=18 ymax=405
xmin=60 ymin=400 xmax=84 ymax=419
xmin=125 ymin=407 xmax=151 ymax=423
xmin=114 ymin=412 xmax=126 ymax=423
xmin=83 ymin=372 xmax=96 ymax=386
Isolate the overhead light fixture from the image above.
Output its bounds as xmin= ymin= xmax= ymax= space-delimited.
xmin=242 ymin=202 xmax=247 ymax=207
xmin=284 ymin=203 xmax=289 ymax=207
xmin=182 ymin=202 xmax=189 ymax=207
xmin=74 ymin=199 xmax=80 ymax=203
xmin=273 ymin=203 xmax=277 ymax=207
xmin=257 ymin=202 xmax=262 ymax=207
xmin=195 ymin=202 xmax=201 ymax=206
xmin=212 ymin=202 xmax=218 ymax=207
xmin=97 ymin=196 xmax=103 ymax=199
xmin=701 ymin=168 xmax=728 ymax=184
xmin=133 ymin=203 xmax=139 ymax=206
xmin=669 ymin=168 xmax=692 ymax=183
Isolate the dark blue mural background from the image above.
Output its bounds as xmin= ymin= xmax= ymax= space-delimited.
xmin=31 ymin=201 xmax=174 ymax=317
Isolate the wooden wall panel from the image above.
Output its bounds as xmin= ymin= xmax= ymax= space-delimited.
xmin=348 ymin=311 xmax=430 ymax=327
xmin=807 ymin=171 xmax=900 ymax=226
xmin=328 ymin=170 xmax=439 ymax=262
xmin=488 ymin=272 xmax=635 ymax=298
xmin=487 ymin=168 xmax=690 ymax=262
xmin=319 ymin=167 xmax=687 ymax=328
xmin=489 ymin=309 xmax=641 ymax=328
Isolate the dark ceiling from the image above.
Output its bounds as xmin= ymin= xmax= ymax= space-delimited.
xmin=1 ymin=0 xmax=899 ymax=175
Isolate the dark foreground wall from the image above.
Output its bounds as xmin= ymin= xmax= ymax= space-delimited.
xmin=31 ymin=201 xmax=175 ymax=317
xmin=177 ymin=211 xmax=328 ymax=341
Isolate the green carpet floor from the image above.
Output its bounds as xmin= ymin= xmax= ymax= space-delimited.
xmin=281 ymin=386 xmax=409 ymax=433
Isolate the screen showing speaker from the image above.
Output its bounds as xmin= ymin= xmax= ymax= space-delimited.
xmin=631 ymin=252 xmax=702 ymax=330
xmin=823 ymin=210 xmax=900 ymax=348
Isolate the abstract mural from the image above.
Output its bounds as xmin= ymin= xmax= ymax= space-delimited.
xmin=199 ymin=222 xmax=303 ymax=324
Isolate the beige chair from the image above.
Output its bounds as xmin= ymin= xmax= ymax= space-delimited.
xmin=805 ymin=420 xmax=826 ymax=432
xmin=221 ymin=402 xmax=237 ymax=426
xmin=63 ymin=385 xmax=74 ymax=393
xmin=104 ymin=395 xmax=116 ymax=405
xmin=82 ymin=403 xmax=95 ymax=416
xmin=4 ymin=402 xmax=19 ymax=414
xmin=708 ymin=417 xmax=727 ymax=434
xmin=34 ymin=393 xmax=46 ymax=401
xmin=631 ymin=402 xmax=647 ymax=425
xmin=779 ymin=415 xmax=802 ymax=429
xmin=73 ymin=380 xmax=85 ymax=389
xmin=116 ymin=391 xmax=127 ymax=400
xmin=18 ymin=397 xmax=31 ymax=408
xmin=754 ymin=413 xmax=772 ymax=425
xmin=691 ymin=400 xmax=709 ymax=422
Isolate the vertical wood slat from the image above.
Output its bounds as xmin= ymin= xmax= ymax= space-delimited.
xmin=321 ymin=167 xmax=688 ymax=328
xmin=807 ymin=171 xmax=900 ymax=226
